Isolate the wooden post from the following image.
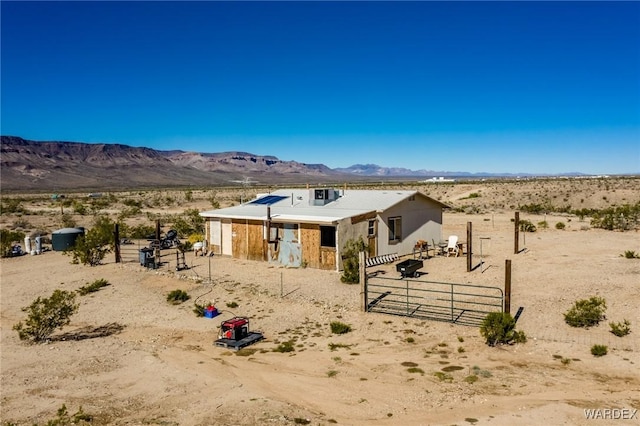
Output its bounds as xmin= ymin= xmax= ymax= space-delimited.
xmin=514 ymin=212 xmax=520 ymax=254
xmin=114 ymin=224 xmax=121 ymax=263
xmin=504 ymin=259 xmax=512 ymax=314
xmin=359 ymin=251 xmax=366 ymax=312
xmin=466 ymin=221 xmax=472 ymax=272
xmin=155 ymin=219 xmax=161 ymax=267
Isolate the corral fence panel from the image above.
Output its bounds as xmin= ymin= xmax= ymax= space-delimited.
xmin=118 ymin=240 xmax=179 ymax=268
xmin=365 ymin=275 xmax=503 ymax=327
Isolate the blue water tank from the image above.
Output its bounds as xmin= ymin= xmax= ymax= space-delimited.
xmin=52 ymin=228 xmax=85 ymax=251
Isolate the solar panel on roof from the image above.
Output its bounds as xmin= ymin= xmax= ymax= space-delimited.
xmin=250 ymin=195 xmax=288 ymax=205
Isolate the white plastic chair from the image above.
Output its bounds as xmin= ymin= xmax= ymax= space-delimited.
xmin=446 ymin=235 xmax=459 ymax=257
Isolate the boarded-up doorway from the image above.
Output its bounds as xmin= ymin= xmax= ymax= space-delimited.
xmin=222 ymin=219 xmax=232 ymax=256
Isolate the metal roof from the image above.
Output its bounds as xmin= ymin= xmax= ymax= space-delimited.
xmin=200 ymin=189 xmax=447 ymax=223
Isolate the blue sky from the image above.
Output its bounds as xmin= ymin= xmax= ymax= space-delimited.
xmin=2 ymin=1 xmax=639 ymax=174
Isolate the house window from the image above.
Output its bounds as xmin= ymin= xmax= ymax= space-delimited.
xmin=368 ymin=219 xmax=376 ymax=237
xmin=388 ymin=216 xmax=402 ymax=243
xmin=320 ymin=226 xmax=336 ymax=248
xmin=315 ymin=189 xmax=325 ymax=200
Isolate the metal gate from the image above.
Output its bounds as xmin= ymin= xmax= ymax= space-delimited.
xmin=365 ymin=276 xmax=503 ymax=326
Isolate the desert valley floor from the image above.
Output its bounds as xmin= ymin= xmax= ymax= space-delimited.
xmin=1 ymin=180 xmax=639 ymax=425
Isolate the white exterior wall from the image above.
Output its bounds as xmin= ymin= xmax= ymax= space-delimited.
xmin=378 ymin=197 xmax=443 ymax=256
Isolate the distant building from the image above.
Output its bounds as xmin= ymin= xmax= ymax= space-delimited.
xmin=200 ymin=188 xmax=449 ymax=271
xmin=421 ymin=177 xmax=456 ymax=183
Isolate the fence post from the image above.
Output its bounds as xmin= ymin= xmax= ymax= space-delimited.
xmin=406 ymin=279 xmax=410 ymax=316
xmin=359 ymin=251 xmax=366 ymax=312
xmin=514 ymin=212 xmax=520 ymax=254
xmin=114 ymin=223 xmax=121 ymax=263
xmin=450 ymin=283 xmax=454 ymax=322
xmin=155 ymin=219 xmax=161 ymax=268
xmin=504 ymin=259 xmax=512 ymax=314
xmin=466 ymin=221 xmax=472 ymax=272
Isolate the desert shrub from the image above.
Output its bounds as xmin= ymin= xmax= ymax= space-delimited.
xmin=555 ymin=222 xmax=566 ymax=230
xmin=0 ymin=229 xmax=26 ymax=257
xmin=472 ymin=366 xmax=492 ymax=378
xmin=590 ymin=202 xmax=640 ymax=231
xmin=77 ymin=278 xmax=110 ymax=295
xmin=537 ymin=221 xmax=548 ymax=229
xmin=518 ymin=219 xmax=537 ymax=232
xmin=564 ymin=296 xmax=606 ymax=328
xmin=226 ymin=301 xmax=238 ymax=308
xmin=187 ymin=233 xmax=205 ymax=244
xmin=45 ymin=404 xmax=93 ymax=425
xmin=609 ymin=319 xmax=631 ymax=337
xmin=518 ymin=203 xmax=551 ymax=214
xmin=88 ymin=197 xmax=111 ymax=214
xmin=330 ymin=321 xmax=352 ymax=335
xmin=167 ymin=289 xmax=190 ymax=304
xmin=340 ymin=237 xmax=367 ymax=284
xmin=407 ymin=367 xmax=424 ymax=375
xmin=193 ymin=303 xmax=206 ymax=317
xmin=65 ymin=215 xmax=115 ymax=266
xmin=11 ymin=218 xmax=32 ymax=230
xmin=328 ymin=343 xmax=352 ymax=351
xmin=117 ymin=206 xmax=142 ymax=220
xmin=479 ymin=312 xmax=527 ymax=346
xmin=208 ymin=192 xmax=220 ymax=209
xmin=60 ymin=213 xmax=77 ymax=228
xmin=13 ymin=290 xmax=79 ymax=343
xmin=572 ymin=208 xmax=598 ymax=221
xmin=273 ymin=341 xmax=295 ymax=353
xmin=172 ymin=208 xmax=205 ymax=236
xmin=1 ymin=198 xmax=26 ymax=214
xmin=235 ymin=347 xmax=258 ymax=357
xmin=433 ymin=371 xmax=453 ymax=382
xmin=122 ymin=199 xmax=142 ymax=208
xmin=464 ymin=375 xmax=478 ymax=384
xmin=591 ymin=344 xmax=608 ymax=357
xmin=461 ymin=193 xmax=481 ymax=200
xmin=72 ymin=201 xmax=87 ymax=215
xmin=622 ymin=250 xmax=640 ymax=259
xmin=125 ymin=224 xmax=155 ymax=239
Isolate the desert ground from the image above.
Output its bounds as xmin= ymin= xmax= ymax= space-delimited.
xmin=1 ymin=178 xmax=639 ymax=425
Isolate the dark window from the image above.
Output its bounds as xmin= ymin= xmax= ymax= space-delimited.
xmin=320 ymin=226 xmax=336 ymax=247
xmin=315 ymin=189 xmax=325 ymax=200
xmin=388 ymin=216 xmax=402 ymax=242
xmin=368 ymin=220 xmax=376 ymax=237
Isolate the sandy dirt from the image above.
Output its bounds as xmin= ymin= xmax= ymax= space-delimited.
xmin=1 ymin=181 xmax=640 ymax=425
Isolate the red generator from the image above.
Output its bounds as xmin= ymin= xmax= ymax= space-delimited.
xmin=219 ymin=317 xmax=249 ymax=341
xmin=214 ymin=317 xmax=264 ymax=350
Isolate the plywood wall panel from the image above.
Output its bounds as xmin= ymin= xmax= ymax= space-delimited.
xmin=300 ymin=223 xmax=320 ymax=269
xmin=247 ymin=220 xmax=265 ymax=261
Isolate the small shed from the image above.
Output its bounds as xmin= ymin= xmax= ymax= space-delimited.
xmin=52 ymin=227 xmax=85 ymax=251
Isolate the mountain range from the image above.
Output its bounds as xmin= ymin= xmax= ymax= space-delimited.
xmin=0 ymin=136 xmax=582 ymax=191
